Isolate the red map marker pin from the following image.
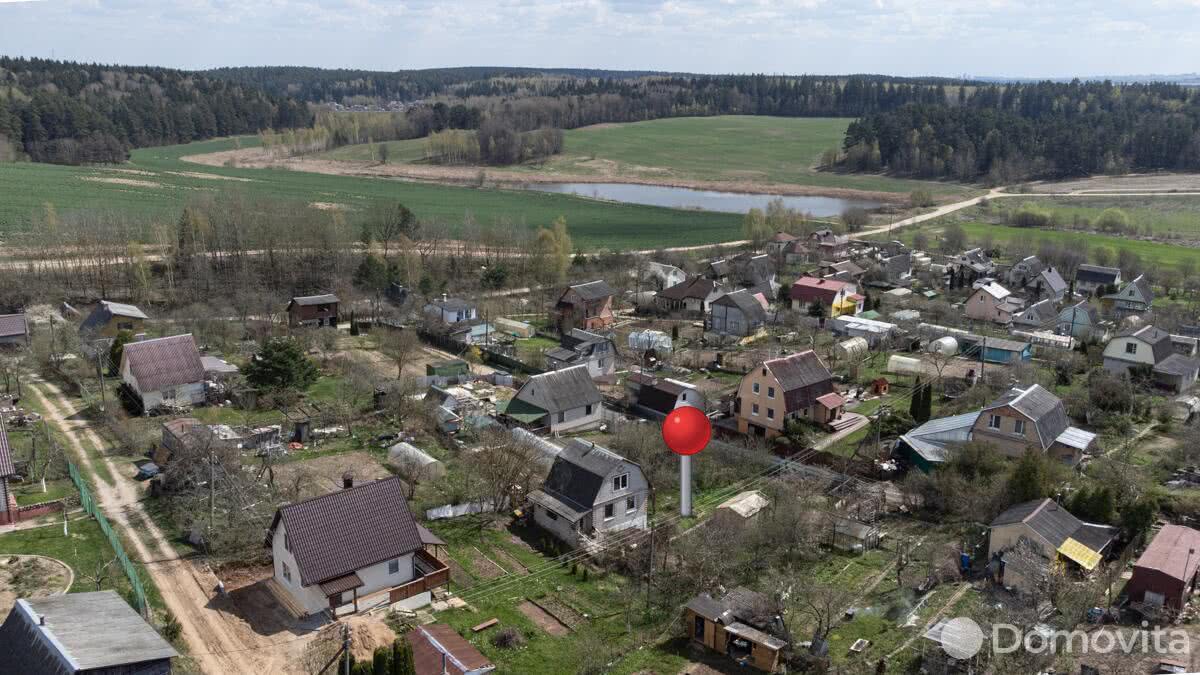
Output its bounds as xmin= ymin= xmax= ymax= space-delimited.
xmin=662 ymin=406 xmax=711 ymax=456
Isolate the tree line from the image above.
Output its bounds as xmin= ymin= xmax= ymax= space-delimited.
xmin=0 ymin=56 xmax=312 ymax=165
xmin=841 ymin=80 xmax=1200 ymax=182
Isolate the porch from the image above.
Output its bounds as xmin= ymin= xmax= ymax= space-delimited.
xmin=327 ymin=550 xmax=451 ymax=618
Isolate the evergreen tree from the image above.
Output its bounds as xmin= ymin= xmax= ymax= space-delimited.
xmin=243 ymin=337 xmax=319 ymax=392
xmin=1006 ymin=451 xmax=1053 ymax=504
xmin=909 ymin=378 xmax=923 ymax=421
xmin=107 ymin=330 xmax=133 ymax=376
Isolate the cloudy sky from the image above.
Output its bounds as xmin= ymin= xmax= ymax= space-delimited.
xmin=1 ymin=0 xmax=1198 ymax=78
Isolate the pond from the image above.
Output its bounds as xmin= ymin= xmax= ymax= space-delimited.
xmin=524 ymin=182 xmax=884 ymax=216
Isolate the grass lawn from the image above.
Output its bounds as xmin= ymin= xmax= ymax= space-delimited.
xmin=12 ymin=478 xmax=75 ymax=506
xmin=317 ymin=117 xmax=974 ymax=198
xmin=0 ymin=136 xmax=742 ymax=250
xmin=989 ymin=195 xmax=1200 ymax=240
xmin=0 ymin=517 xmax=150 ymax=598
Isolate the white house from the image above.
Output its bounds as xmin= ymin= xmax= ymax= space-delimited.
xmin=528 ymin=439 xmax=649 ymax=547
xmin=265 ymin=476 xmax=447 ymax=616
xmin=1104 ymin=325 xmax=1200 ymax=393
xmin=500 ymin=365 xmax=603 ymax=433
xmin=119 ymin=334 xmax=206 ymax=412
xmin=423 ymin=296 xmax=478 ymax=324
xmin=544 ymin=329 xmax=618 ymax=382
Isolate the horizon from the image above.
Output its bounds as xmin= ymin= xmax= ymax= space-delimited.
xmin=2 ymin=1 xmax=1199 ymax=80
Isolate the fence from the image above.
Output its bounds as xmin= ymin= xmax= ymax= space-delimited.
xmin=68 ymin=462 xmax=150 ymax=616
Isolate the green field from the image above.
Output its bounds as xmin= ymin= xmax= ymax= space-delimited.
xmin=316 ymin=116 xmax=976 ymax=197
xmin=0 ymin=136 xmax=741 ymax=250
xmin=990 ymin=196 xmax=1200 ymax=240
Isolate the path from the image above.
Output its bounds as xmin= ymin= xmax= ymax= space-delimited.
xmin=26 ymin=375 xmax=309 ymax=675
xmin=857 ymin=187 xmax=1006 ymax=239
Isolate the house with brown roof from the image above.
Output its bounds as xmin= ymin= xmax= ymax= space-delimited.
xmin=0 ymin=421 xmax=16 ymax=526
xmin=989 ymin=498 xmax=1117 ymax=593
xmin=119 ymin=334 xmax=206 ymax=413
xmin=1125 ymin=524 xmax=1200 ymax=612
xmin=0 ymin=313 xmax=29 ymax=347
xmin=406 ymin=624 xmax=495 ymax=675
xmin=554 ymin=280 xmax=615 ymax=333
xmin=265 ymin=476 xmax=448 ymax=616
xmin=655 ymin=276 xmax=722 ymax=316
xmin=735 ymin=350 xmax=841 ymax=438
xmin=287 ymin=294 xmax=340 ymax=328
xmin=684 ymin=587 xmax=788 ymax=672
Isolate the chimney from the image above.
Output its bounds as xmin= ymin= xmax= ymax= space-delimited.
xmin=39 ymin=615 xmax=45 ymax=626
xmin=342 ymin=471 xmax=354 ymax=489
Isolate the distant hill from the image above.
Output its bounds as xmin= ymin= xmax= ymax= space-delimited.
xmin=0 ymin=56 xmax=312 ymax=164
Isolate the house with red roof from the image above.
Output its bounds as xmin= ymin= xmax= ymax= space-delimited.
xmin=118 ymin=334 xmax=206 ymax=413
xmin=406 ymin=624 xmax=495 ymax=675
xmin=265 ymin=476 xmax=448 ymax=616
xmin=1125 ymin=524 xmax=1200 ymax=612
xmin=789 ymin=277 xmax=863 ymax=318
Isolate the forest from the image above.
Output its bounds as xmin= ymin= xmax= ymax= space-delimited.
xmin=0 ymin=57 xmax=312 ymax=164
xmin=840 ymin=80 xmax=1200 ymax=182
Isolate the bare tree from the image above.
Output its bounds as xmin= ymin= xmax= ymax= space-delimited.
xmin=382 ymin=328 xmax=421 ymax=379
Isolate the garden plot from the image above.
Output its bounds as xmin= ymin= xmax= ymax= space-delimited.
xmin=269 ymin=451 xmax=393 ymax=500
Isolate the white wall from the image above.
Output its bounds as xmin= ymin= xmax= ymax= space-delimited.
xmin=549 ymin=404 xmax=602 ymax=433
xmin=1103 ymin=337 xmax=1156 ymax=371
xmin=532 ymin=504 xmax=580 ymax=545
xmin=590 ymin=462 xmax=649 ymax=535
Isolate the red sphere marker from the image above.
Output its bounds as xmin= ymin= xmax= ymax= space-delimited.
xmin=662 ymin=406 xmax=711 ymax=456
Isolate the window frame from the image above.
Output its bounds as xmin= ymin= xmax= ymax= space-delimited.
xmin=752 ymin=403 xmax=760 ymax=416
xmin=988 ymin=414 xmax=1002 ymax=430
xmin=282 ymin=561 xmax=292 ymax=583
xmin=626 ymin=497 xmax=636 ymax=513
xmin=603 ymin=503 xmax=615 ymax=521
xmin=388 ymin=559 xmax=400 ymax=575
xmin=613 ymin=473 xmax=628 ymax=491
xmin=1125 ymin=342 xmax=1137 ymax=354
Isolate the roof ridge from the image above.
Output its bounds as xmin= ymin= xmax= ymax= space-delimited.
xmin=280 ymin=476 xmax=400 ymax=512
xmin=125 ymin=333 xmax=193 ymax=347
xmin=1024 ymin=498 xmax=1052 ymax=523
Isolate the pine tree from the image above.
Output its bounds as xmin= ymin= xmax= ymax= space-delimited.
xmin=909 ymin=377 xmax=923 ymax=421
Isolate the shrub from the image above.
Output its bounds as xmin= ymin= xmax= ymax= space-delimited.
xmin=1010 ymin=202 xmax=1051 ymax=228
xmin=491 ymin=628 xmax=527 ymax=649
xmin=909 ymin=188 xmax=935 ymax=207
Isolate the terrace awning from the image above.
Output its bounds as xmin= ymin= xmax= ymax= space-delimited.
xmin=1057 ymin=538 xmax=1102 ymax=571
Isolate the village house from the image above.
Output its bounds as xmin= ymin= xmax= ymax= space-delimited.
xmin=423 ymin=296 xmax=478 ymax=324
xmin=878 ymin=251 xmax=913 ymax=284
xmin=707 ymin=252 xmax=778 ymax=297
xmin=528 ymin=439 xmax=648 ymax=547
xmin=499 ymin=365 xmax=602 ymax=433
xmin=0 ymin=422 xmax=16 ymax=526
xmin=0 ymin=590 xmax=178 ymax=675
xmin=782 ymin=238 xmax=812 ymax=265
xmin=735 ymin=350 xmax=842 ymax=438
xmin=1074 ymin=264 xmax=1122 ymax=296
xmin=964 ymin=280 xmax=1024 ymax=325
xmin=1056 ymin=300 xmax=1105 ymax=341
xmin=1103 ymin=273 xmax=1154 ymax=316
xmin=554 ymin=280 xmax=615 ymax=333
xmin=545 ymin=328 xmax=618 ymax=382
xmin=655 ymin=276 xmax=722 ymax=317
xmin=1104 ymin=325 xmax=1200 ymax=393
xmin=406 ymin=624 xmax=496 ymax=675
xmin=1031 ymin=267 xmax=1068 ymax=302
xmin=1124 ymin=524 xmax=1200 ymax=612
xmin=764 ymin=231 xmax=797 ymax=257
xmin=790 ymin=276 xmax=862 ymax=317
xmin=973 ymin=384 xmax=1097 ymax=464
xmin=265 ymin=476 xmax=448 ymax=616
xmin=1011 ymin=298 xmax=1058 ymax=330
xmin=988 ymin=498 xmax=1116 ymax=594
xmin=1006 ymin=255 xmax=1045 ymax=288
xmin=79 ymin=300 xmax=148 ymax=338
xmin=948 ymin=248 xmax=996 ymax=286
xmin=817 ymin=259 xmax=866 ymax=283
xmin=0 ymin=313 xmax=29 ymax=347
xmin=708 ymin=289 xmax=769 ymax=337
xmin=625 ymin=371 xmax=704 ymax=418
xmin=639 ymin=261 xmax=687 ymax=291
xmin=286 ymin=294 xmax=340 ymax=328
xmin=119 ymin=334 xmax=206 ymax=413
xmin=684 ymin=587 xmax=788 ymax=672
xmin=810 ymin=228 xmax=849 ymax=259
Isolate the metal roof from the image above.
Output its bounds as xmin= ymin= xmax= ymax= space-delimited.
xmin=1 ymin=590 xmax=178 ymax=672
xmin=1133 ymin=524 xmax=1200 ymax=583
xmin=1054 ymin=426 xmax=1097 ymax=451
xmin=407 ymin=624 xmax=494 ymax=675
xmin=1075 ymin=264 xmax=1121 ymax=284
xmin=1155 ymin=354 xmax=1200 ymax=377
xmin=79 ymin=300 xmax=148 ymax=333
xmin=657 ymin=275 xmax=718 ymax=301
xmin=266 ymin=476 xmax=422 ymax=586
xmin=563 ymin=279 xmax=615 ymax=302
xmin=0 ymin=313 xmax=28 ymax=338
xmin=290 ymin=294 xmax=339 ymax=306
xmin=983 ymin=385 xmax=1069 ymax=450
xmin=712 ymin=289 xmax=768 ymax=321
xmin=0 ymin=420 xmax=14 ymax=478
xmin=513 ymin=365 xmax=601 ymax=414
xmin=724 ymin=622 xmax=788 ymax=651
xmin=121 ymin=334 xmax=205 ymax=393
xmin=318 ymin=572 xmax=364 ymax=596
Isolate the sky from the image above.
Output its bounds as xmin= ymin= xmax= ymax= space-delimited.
xmin=1 ymin=0 xmax=1199 ymax=78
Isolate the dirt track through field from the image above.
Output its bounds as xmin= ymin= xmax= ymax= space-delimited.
xmin=27 ymin=376 xmax=315 ymax=674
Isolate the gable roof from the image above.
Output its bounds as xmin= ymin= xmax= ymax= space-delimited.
xmin=0 ymin=313 xmax=28 ymax=338
xmin=658 ymin=276 xmax=719 ymax=301
xmin=761 ymin=350 xmax=834 ymax=412
xmin=266 ymin=476 xmax=422 ymax=586
xmin=515 ymin=365 xmax=601 ymax=414
xmin=427 ymin=297 xmax=474 ymax=312
xmin=0 ymin=590 xmax=177 ymax=673
xmin=991 ymin=498 xmax=1080 ymax=548
xmin=1154 ymin=353 xmax=1200 ymax=378
xmin=1116 ymin=324 xmax=1174 ymax=363
xmin=561 ymin=328 xmax=611 ymax=351
xmin=1036 ymin=268 xmax=1068 ymax=295
xmin=1134 ymin=524 xmax=1200 ymax=584
xmin=1106 ymin=274 xmax=1154 ymax=305
xmin=1013 ymin=255 xmax=1045 ymax=275
xmin=562 ymin=280 xmax=615 ymax=303
xmin=972 ymin=281 xmax=1011 ymax=301
xmin=533 ymin=439 xmax=632 ymax=519
xmin=290 ymin=294 xmax=339 ymax=306
xmin=121 ymin=334 xmax=205 ymax=393
xmin=983 ymin=385 xmax=1069 ymax=450
xmin=0 ymin=419 xmax=14 ymax=478
xmin=79 ymin=300 xmax=148 ymax=332
xmin=1058 ymin=300 xmax=1099 ymax=325
xmin=406 ymin=624 xmax=494 ymax=675
xmin=1075 ymin=264 xmax=1121 ymax=285
xmin=1015 ymin=299 xmax=1058 ymax=325
xmin=712 ymin=289 xmax=768 ymax=322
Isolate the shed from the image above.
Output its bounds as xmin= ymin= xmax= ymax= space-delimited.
xmin=871 ymin=378 xmax=890 ymax=396
xmin=1125 ymin=524 xmax=1200 ymax=611
xmin=387 ymin=442 xmax=446 ymax=480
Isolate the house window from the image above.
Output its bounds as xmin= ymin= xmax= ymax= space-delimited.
xmin=282 ymin=562 xmax=292 ymax=583
xmin=988 ymin=414 xmax=1002 ymax=429
xmin=117 ymin=321 xmax=133 ymax=331
xmin=388 ymin=559 xmax=400 ymax=575
xmin=695 ymin=615 xmax=705 ymax=639
xmin=284 ymin=534 xmax=290 ymax=552
xmin=614 ymin=474 xmax=628 ymax=491
xmin=753 ymin=382 xmax=760 ymax=394
xmin=1014 ymin=419 xmax=1026 ymax=435
xmin=1125 ymin=343 xmax=1137 ymax=354
xmin=767 ymin=387 xmax=775 ymax=399
xmin=626 ymin=497 xmax=636 ymax=513
xmin=752 ymin=403 xmax=760 ymax=416
xmin=585 ymin=404 xmax=593 ymax=416
xmin=767 ymin=408 xmax=775 ymax=420
xmin=546 ymin=509 xmax=558 ymax=521
xmin=598 ymin=358 xmax=607 ymax=368
xmin=557 ymin=411 xmax=565 ymax=423
xmin=162 ymin=388 xmax=176 ymax=401
xmin=604 ymin=503 xmax=614 ymax=520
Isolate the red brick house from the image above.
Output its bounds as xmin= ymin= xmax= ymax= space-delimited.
xmin=287 ymin=294 xmax=340 ymax=328
xmin=554 ymin=280 xmax=615 ymax=333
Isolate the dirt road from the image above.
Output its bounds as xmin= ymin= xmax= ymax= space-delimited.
xmin=26 ymin=376 xmax=313 ymax=675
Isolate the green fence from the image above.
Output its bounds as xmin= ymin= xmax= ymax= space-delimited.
xmin=68 ymin=462 xmax=149 ymax=616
